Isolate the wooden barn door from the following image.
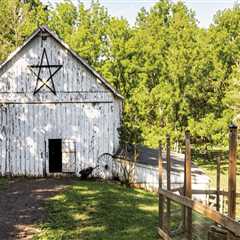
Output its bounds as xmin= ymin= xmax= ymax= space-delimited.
xmin=48 ymin=139 xmax=76 ymax=173
xmin=62 ymin=140 xmax=76 ymax=173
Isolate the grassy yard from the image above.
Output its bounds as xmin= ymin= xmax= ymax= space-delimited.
xmin=33 ymin=180 xmax=160 ymax=240
xmin=0 ymin=177 xmax=8 ymax=190
xmin=32 ymin=180 xmax=214 ymax=240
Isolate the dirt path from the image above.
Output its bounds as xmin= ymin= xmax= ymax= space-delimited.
xmin=0 ymin=178 xmax=75 ymax=240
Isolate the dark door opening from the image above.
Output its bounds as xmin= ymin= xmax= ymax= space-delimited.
xmin=49 ymin=139 xmax=62 ymax=173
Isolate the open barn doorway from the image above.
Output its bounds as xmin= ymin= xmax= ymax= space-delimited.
xmin=48 ymin=139 xmax=76 ymax=174
xmin=49 ymin=139 xmax=62 ymax=173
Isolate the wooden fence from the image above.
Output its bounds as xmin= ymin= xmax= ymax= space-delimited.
xmin=158 ymin=125 xmax=240 ymax=240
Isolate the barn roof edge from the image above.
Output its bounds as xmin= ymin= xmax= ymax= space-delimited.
xmin=0 ymin=25 xmax=124 ymax=100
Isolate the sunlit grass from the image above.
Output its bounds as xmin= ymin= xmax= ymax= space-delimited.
xmin=33 ymin=181 xmax=159 ymax=240
xmin=33 ymin=180 xmax=217 ymax=240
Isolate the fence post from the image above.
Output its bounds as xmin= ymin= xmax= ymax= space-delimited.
xmin=216 ymin=155 xmax=221 ymax=212
xmin=158 ymin=140 xmax=164 ymax=229
xmin=166 ymin=134 xmax=171 ymax=234
xmin=184 ymin=130 xmax=192 ymax=240
xmin=228 ymin=124 xmax=237 ymax=220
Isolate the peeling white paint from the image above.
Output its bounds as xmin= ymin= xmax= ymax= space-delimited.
xmin=0 ymin=31 xmax=122 ymax=177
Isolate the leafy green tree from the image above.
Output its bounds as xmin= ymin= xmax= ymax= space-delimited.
xmin=0 ymin=0 xmax=48 ymax=61
xmin=127 ymin=1 xmax=203 ymax=147
xmin=48 ymin=0 xmax=77 ymax=40
xmin=0 ymin=0 xmax=238 ymax=150
xmin=67 ymin=1 xmax=110 ymax=68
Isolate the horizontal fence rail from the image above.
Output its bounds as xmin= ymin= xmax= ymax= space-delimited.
xmin=191 ymin=189 xmax=240 ymax=197
xmin=159 ymin=188 xmax=240 ymax=237
xmin=158 ymin=126 xmax=240 ymax=240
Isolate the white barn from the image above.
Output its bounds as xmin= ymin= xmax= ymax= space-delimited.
xmin=0 ymin=26 xmax=123 ymax=177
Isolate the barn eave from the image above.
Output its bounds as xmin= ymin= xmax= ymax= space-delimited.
xmin=0 ymin=25 xmax=124 ymax=101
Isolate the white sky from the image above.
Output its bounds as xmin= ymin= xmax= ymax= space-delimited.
xmin=42 ymin=0 xmax=239 ymax=28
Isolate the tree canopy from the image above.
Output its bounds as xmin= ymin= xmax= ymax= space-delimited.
xmin=1 ymin=0 xmax=240 ymax=149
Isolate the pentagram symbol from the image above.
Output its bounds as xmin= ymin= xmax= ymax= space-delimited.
xmin=29 ymin=48 xmax=62 ymax=95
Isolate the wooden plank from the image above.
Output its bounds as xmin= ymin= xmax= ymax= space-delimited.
xmin=166 ymin=134 xmax=171 ymax=234
xmin=216 ymin=155 xmax=221 ymax=212
xmin=158 ymin=227 xmax=173 ymax=240
xmin=227 ymin=232 xmax=234 ymax=240
xmin=0 ymin=108 xmax=7 ymax=175
xmin=18 ymin=106 xmax=23 ymax=175
xmin=0 ymin=98 xmax=120 ymax=177
xmin=184 ymin=130 xmax=192 ymax=239
xmin=159 ymin=140 xmax=164 ymax=229
xmin=228 ymin=124 xmax=237 ymax=220
xmin=192 ymin=189 xmax=217 ymax=195
xmin=191 ymin=189 xmax=240 ymax=197
xmin=6 ymin=105 xmax=10 ymax=174
xmin=166 ymin=134 xmax=171 ymax=191
xmin=184 ymin=130 xmax=192 ymax=198
xmin=31 ymin=104 xmax=35 ymax=176
xmin=9 ymin=105 xmax=14 ymax=175
xmin=159 ymin=189 xmax=240 ymax=236
xmin=0 ymin=100 xmax=113 ymax=105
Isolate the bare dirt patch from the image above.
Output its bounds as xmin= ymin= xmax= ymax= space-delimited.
xmin=0 ymin=178 xmax=75 ymax=240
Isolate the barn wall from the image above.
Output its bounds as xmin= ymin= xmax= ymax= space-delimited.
xmin=0 ymin=102 xmax=120 ymax=176
xmin=0 ymin=34 xmax=112 ymax=101
xmin=0 ymin=29 xmax=123 ymax=176
xmin=112 ymin=98 xmax=122 ymax=153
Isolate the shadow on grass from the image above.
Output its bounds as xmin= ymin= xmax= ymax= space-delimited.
xmin=0 ymin=177 xmax=8 ymax=190
xmin=0 ymin=178 xmax=76 ymax=240
xmin=34 ymin=180 xmax=159 ymax=240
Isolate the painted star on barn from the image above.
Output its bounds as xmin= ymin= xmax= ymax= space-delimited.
xmin=29 ymin=48 xmax=62 ymax=95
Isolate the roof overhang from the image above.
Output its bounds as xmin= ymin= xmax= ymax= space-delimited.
xmin=0 ymin=26 xmax=124 ymax=100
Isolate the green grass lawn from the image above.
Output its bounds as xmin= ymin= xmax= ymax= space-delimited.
xmin=33 ymin=180 xmax=159 ymax=240
xmin=33 ymin=180 xmax=213 ymax=240
xmin=0 ymin=177 xmax=8 ymax=190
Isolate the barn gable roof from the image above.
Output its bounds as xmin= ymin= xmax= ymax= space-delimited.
xmin=0 ymin=25 xmax=124 ymax=100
